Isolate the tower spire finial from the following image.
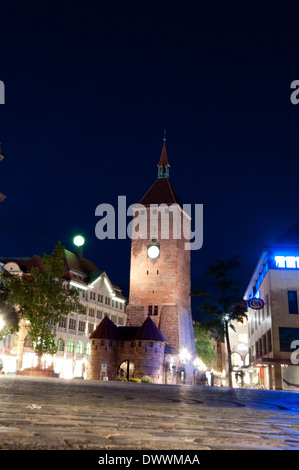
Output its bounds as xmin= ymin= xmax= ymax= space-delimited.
xmin=157 ymin=132 xmax=170 ymax=179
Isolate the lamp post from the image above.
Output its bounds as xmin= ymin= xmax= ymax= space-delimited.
xmin=179 ymin=347 xmax=191 ymax=384
xmin=73 ymin=235 xmax=85 ymax=259
xmin=223 ymin=313 xmax=233 ymax=387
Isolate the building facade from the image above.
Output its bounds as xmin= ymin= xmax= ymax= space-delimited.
xmin=229 ymin=319 xmax=250 ymax=388
xmin=89 ymin=315 xmax=167 ymax=383
xmin=244 ymin=237 xmax=299 ymax=391
xmin=89 ymin=141 xmax=197 ymax=384
xmin=0 ymin=249 xmax=127 ymax=378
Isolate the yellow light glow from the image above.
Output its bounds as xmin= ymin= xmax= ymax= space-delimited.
xmin=193 ymin=356 xmax=207 ymax=371
xmin=179 ymin=347 xmax=191 ymax=364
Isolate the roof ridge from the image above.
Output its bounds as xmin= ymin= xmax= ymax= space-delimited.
xmin=166 ymin=178 xmax=179 ymax=205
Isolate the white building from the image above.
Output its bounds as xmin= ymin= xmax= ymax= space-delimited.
xmin=0 ymin=248 xmax=127 ymax=379
xmin=244 ymin=229 xmax=299 ymax=391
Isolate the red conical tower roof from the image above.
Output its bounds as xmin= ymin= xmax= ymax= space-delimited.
xmin=134 ymin=316 xmax=167 ymax=343
xmin=157 ymin=143 xmax=170 ymax=167
xmin=90 ymin=315 xmax=118 ymax=340
xmin=139 ymin=139 xmax=182 ymax=206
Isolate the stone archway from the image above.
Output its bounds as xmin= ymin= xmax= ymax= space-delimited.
xmin=118 ymin=360 xmax=135 ymax=381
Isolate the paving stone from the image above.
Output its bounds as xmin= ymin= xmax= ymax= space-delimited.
xmin=1 ymin=376 xmax=299 ymax=450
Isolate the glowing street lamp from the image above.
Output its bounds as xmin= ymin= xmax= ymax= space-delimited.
xmin=73 ymin=235 xmax=85 ymax=260
xmin=73 ymin=235 xmax=85 ymax=247
xmin=193 ymin=356 xmax=207 ymax=372
xmin=179 ymin=347 xmax=191 ymax=364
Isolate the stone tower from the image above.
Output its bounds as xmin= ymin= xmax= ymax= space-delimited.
xmin=127 ymin=140 xmax=196 ymax=384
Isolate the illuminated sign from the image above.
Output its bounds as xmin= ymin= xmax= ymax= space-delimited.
xmin=274 ymin=256 xmax=299 ymax=268
xmin=248 ymin=298 xmax=265 ymax=310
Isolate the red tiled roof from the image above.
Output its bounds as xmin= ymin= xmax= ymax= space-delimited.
xmin=139 ymin=177 xmax=182 ymax=207
xmin=1 ymin=250 xmax=100 ymax=277
xmin=0 ymin=255 xmax=43 ymax=273
xmin=64 ymin=249 xmax=100 ymax=276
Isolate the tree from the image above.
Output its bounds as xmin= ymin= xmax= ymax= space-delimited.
xmin=0 ymin=271 xmax=19 ymax=340
xmin=5 ymin=242 xmax=85 ymax=364
xmin=192 ymin=254 xmax=247 ymax=388
xmin=193 ymin=322 xmax=217 ymax=367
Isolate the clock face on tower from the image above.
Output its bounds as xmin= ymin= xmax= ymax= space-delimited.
xmin=147 ymin=244 xmax=160 ymax=259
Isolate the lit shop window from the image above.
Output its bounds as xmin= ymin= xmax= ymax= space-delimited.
xmin=76 ymin=341 xmax=84 ymax=354
xmin=57 ymin=338 xmax=64 ymax=351
xmin=67 ymin=340 xmax=74 ymax=353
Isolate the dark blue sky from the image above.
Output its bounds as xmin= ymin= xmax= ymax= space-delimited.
xmin=1 ymin=1 xmax=299 ymax=305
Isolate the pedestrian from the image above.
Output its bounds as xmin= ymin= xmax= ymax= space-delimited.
xmin=210 ymin=371 xmax=214 ymax=386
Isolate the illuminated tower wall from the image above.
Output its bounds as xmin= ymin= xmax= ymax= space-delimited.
xmin=127 ymin=142 xmax=196 ymax=384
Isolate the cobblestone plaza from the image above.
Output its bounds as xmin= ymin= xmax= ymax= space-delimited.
xmin=0 ymin=375 xmax=299 ymax=451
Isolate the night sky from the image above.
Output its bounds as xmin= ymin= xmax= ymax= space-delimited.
xmin=1 ymin=1 xmax=299 ymax=310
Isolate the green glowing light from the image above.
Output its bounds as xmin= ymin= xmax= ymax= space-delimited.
xmin=73 ymin=235 xmax=85 ymax=247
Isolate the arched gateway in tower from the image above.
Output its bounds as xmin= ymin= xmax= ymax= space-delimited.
xmin=89 ymin=141 xmax=196 ymax=384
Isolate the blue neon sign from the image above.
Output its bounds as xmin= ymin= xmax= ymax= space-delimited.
xmin=274 ymin=256 xmax=299 ymax=268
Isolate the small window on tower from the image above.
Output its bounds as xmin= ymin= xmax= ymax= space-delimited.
xmin=148 ymin=305 xmax=153 ymax=316
xmin=154 ymin=305 xmax=158 ymax=316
